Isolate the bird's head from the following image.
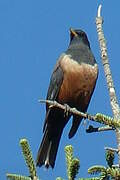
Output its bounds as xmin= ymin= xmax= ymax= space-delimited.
xmin=69 ymin=28 xmax=90 ymax=48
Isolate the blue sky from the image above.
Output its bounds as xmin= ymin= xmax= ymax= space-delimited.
xmin=0 ymin=0 xmax=120 ymax=180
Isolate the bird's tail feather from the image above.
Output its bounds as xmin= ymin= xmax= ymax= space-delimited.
xmin=68 ymin=115 xmax=82 ymax=138
xmin=36 ymin=128 xmax=63 ymax=168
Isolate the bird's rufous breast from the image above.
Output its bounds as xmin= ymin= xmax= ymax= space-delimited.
xmin=58 ymin=55 xmax=98 ymax=108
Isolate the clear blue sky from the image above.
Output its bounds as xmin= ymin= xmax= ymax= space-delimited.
xmin=0 ymin=1 xmax=120 ymax=180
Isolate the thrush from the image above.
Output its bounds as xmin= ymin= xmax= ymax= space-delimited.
xmin=36 ymin=28 xmax=98 ymax=168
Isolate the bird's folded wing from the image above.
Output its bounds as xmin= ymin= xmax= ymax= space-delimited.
xmin=43 ymin=57 xmax=64 ymax=132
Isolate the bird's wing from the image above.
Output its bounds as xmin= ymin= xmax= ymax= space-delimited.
xmin=43 ymin=56 xmax=64 ymax=132
xmin=46 ymin=60 xmax=64 ymax=102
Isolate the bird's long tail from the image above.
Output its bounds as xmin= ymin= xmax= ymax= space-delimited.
xmin=69 ymin=115 xmax=82 ymax=138
xmin=36 ymin=128 xmax=63 ymax=168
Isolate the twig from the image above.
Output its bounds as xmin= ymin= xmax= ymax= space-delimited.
xmin=105 ymin=147 xmax=118 ymax=153
xmin=97 ymin=4 xmax=102 ymax=17
xmin=39 ymin=99 xmax=120 ymax=128
xmin=96 ymin=125 xmax=114 ymax=131
xmin=39 ymin=99 xmax=90 ymax=119
xmin=96 ymin=4 xmax=120 ymax=166
xmin=86 ymin=125 xmax=114 ymax=133
xmin=112 ymin=164 xmax=119 ymax=168
xmin=96 ymin=5 xmax=120 ymax=117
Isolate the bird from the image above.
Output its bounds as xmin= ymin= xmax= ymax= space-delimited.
xmin=36 ymin=28 xmax=98 ymax=168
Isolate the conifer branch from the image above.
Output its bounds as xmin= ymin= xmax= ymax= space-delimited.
xmin=107 ymin=167 xmax=120 ymax=179
xmin=95 ymin=113 xmax=120 ymax=128
xmin=78 ymin=178 xmax=101 ymax=180
xmin=20 ymin=139 xmax=37 ymax=179
xmin=88 ymin=165 xmax=120 ymax=179
xmin=64 ymin=145 xmax=80 ymax=180
xmin=104 ymin=147 xmax=118 ymax=153
xmin=105 ymin=149 xmax=115 ymax=167
xmin=65 ymin=145 xmax=74 ymax=180
xmin=69 ymin=158 xmax=80 ymax=180
xmin=6 ymin=174 xmax=31 ymax=180
xmin=6 ymin=139 xmax=38 ymax=180
xmin=88 ymin=165 xmax=107 ymax=175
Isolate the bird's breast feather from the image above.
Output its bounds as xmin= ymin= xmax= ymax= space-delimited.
xmin=58 ymin=54 xmax=98 ymax=105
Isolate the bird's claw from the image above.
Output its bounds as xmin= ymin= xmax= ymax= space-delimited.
xmin=64 ymin=104 xmax=70 ymax=117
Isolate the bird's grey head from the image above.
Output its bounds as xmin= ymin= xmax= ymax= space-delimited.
xmin=69 ymin=28 xmax=90 ymax=48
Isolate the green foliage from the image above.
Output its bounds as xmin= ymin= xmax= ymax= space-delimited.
xmin=87 ymin=149 xmax=119 ymax=179
xmin=65 ymin=145 xmax=73 ymax=177
xmin=105 ymin=150 xmax=115 ymax=167
xmin=87 ymin=165 xmax=108 ymax=179
xmin=56 ymin=177 xmax=64 ymax=180
xmin=6 ymin=174 xmax=31 ymax=180
xmin=78 ymin=178 xmax=103 ymax=180
xmin=83 ymin=148 xmax=119 ymax=179
xmin=88 ymin=166 xmax=107 ymax=175
xmin=95 ymin=113 xmax=120 ymax=128
xmin=6 ymin=138 xmax=39 ymax=180
xmin=69 ymin=158 xmax=80 ymax=180
xmin=20 ymin=139 xmax=37 ymax=178
xmin=64 ymin=145 xmax=80 ymax=180
xmin=6 ymin=139 xmax=119 ymax=180
xmin=107 ymin=167 xmax=120 ymax=179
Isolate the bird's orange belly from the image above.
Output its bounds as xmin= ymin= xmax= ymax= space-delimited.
xmin=58 ymin=56 xmax=98 ymax=108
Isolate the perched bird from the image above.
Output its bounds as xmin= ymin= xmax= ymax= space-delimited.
xmin=36 ymin=28 xmax=98 ymax=168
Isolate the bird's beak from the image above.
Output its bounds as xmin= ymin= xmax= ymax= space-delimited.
xmin=70 ymin=28 xmax=78 ymax=37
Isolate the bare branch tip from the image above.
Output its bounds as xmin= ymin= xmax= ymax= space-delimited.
xmin=97 ymin=4 xmax=102 ymax=17
xmin=38 ymin=99 xmax=41 ymax=102
xmin=38 ymin=99 xmax=45 ymax=103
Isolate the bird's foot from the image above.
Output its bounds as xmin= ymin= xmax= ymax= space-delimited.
xmin=64 ymin=104 xmax=71 ymax=117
